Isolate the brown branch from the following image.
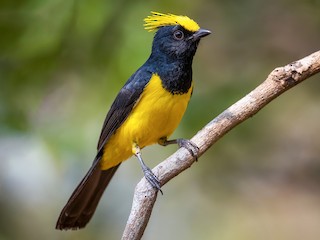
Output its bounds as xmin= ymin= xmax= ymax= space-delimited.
xmin=121 ymin=50 xmax=320 ymax=240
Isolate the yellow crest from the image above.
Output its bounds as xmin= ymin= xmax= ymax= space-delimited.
xmin=144 ymin=11 xmax=200 ymax=32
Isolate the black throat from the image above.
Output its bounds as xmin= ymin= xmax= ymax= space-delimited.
xmin=146 ymin=54 xmax=193 ymax=94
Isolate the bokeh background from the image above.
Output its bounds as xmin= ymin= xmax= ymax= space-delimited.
xmin=1 ymin=0 xmax=320 ymax=239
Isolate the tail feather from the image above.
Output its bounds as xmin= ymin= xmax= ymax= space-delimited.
xmin=56 ymin=163 xmax=120 ymax=230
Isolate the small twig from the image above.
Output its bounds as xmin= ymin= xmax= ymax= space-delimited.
xmin=121 ymin=50 xmax=320 ymax=240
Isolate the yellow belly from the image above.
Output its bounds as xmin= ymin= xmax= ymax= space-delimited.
xmin=100 ymin=74 xmax=193 ymax=170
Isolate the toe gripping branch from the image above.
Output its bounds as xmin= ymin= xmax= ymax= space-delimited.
xmin=132 ymin=138 xmax=199 ymax=194
xmin=158 ymin=137 xmax=199 ymax=161
xmin=133 ymin=143 xmax=163 ymax=194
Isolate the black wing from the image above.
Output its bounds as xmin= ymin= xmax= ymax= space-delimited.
xmin=56 ymin=69 xmax=153 ymax=230
xmin=96 ymin=68 xmax=152 ymax=155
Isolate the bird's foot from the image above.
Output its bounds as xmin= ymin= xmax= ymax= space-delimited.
xmin=176 ymin=139 xmax=200 ymax=161
xmin=142 ymin=165 xmax=163 ymax=195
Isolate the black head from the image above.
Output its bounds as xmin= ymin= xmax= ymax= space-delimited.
xmin=151 ymin=25 xmax=211 ymax=62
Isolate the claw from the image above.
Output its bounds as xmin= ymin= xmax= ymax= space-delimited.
xmin=142 ymin=165 xmax=163 ymax=195
xmin=133 ymin=143 xmax=163 ymax=194
xmin=158 ymin=137 xmax=200 ymax=161
xmin=176 ymin=139 xmax=199 ymax=161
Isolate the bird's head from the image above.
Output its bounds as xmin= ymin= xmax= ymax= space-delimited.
xmin=144 ymin=12 xmax=211 ymax=61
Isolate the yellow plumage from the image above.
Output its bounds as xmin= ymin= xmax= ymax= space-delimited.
xmin=144 ymin=11 xmax=200 ymax=32
xmin=100 ymin=73 xmax=193 ymax=170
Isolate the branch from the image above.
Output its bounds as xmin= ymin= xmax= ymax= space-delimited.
xmin=121 ymin=50 xmax=320 ymax=240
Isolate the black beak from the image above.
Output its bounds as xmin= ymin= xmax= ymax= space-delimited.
xmin=192 ymin=28 xmax=211 ymax=41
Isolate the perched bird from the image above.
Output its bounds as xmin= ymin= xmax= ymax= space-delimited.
xmin=56 ymin=11 xmax=211 ymax=230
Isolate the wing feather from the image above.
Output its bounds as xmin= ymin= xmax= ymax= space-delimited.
xmin=97 ymin=68 xmax=152 ymax=153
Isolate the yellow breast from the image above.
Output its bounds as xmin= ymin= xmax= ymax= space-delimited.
xmin=100 ymin=74 xmax=193 ymax=170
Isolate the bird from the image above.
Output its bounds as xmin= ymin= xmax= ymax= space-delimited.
xmin=56 ymin=11 xmax=211 ymax=230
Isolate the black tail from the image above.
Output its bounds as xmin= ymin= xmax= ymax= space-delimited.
xmin=56 ymin=163 xmax=120 ymax=230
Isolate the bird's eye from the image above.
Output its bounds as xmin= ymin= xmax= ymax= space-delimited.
xmin=173 ymin=30 xmax=184 ymax=40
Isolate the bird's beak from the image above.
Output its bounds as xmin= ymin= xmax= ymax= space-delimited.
xmin=191 ymin=28 xmax=211 ymax=41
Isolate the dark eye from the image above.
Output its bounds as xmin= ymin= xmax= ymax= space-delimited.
xmin=173 ymin=30 xmax=184 ymax=40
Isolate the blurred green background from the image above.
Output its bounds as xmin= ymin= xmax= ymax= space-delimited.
xmin=1 ymin=0 xmax=320 ymax=239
